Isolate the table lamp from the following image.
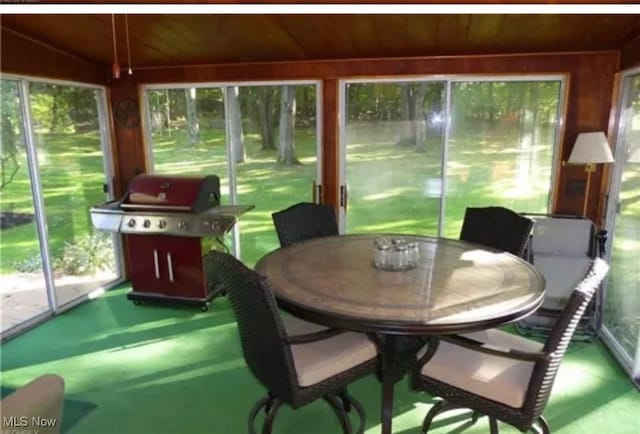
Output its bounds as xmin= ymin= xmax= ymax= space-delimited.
xmin=567 ymin=132 xmax=614 ymax=216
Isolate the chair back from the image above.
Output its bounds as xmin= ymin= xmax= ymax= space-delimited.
xmin=272 ymin=202 xmax=339 ymax=247
xmin=207 ymin=251 xmax=299 ymax=401
xmin=523 ymin=257 xmax=609 ymax=420
xmin=529 ymin=215 xmax=596 ymax=258
xmin=459 ymin=206 xmax=533 ymax=257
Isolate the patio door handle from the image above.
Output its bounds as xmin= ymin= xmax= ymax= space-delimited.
xmin=312 ymin=181 xmax=323 ymax=204
xmin=340 ymin=184 xmax=348 ymax=212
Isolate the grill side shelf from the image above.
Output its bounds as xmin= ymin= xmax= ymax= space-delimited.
xmin=89 ymin=203 xmax=255 ymax=237
xmin=90 ymin=201 xmax=124 ymax=231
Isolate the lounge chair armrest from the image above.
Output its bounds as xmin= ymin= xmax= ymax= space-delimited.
xmin=286 ymin=328 xmax=345 ymax=344
xmin=441 ymin=334 xmax=548 ymax=362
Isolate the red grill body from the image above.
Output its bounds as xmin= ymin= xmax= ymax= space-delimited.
xmin=90 ymin=174 xmax=252 ymax=310
xmin=127 ymin=236 xmax=212 ymax=303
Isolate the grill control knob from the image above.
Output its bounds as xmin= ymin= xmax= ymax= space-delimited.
xmin=127 ymin=218 xmax=136 ymax=228
xmin=158 ymin=219 xmax=167 ymax=229
xmin=177 ymin=220 xmax=188 ymax=230
xmin=143 ymin=219 xmax=151 ymax=228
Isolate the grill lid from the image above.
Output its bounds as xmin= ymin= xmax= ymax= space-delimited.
xmin=123 ymin=174 xmax=220 ymax=213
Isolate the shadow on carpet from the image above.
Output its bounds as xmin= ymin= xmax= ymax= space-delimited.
xmin=1 ymin=386 xmax=97 ymax=433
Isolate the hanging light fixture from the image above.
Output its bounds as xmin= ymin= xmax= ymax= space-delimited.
xmin=125 ymin=14 xmax=132 ymax=75
xmin=111 ymin=14 xmax=120 ymax=79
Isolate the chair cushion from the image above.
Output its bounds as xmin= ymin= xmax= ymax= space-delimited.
xmin=534 ymin=255 xmax=591 ymax=310
xmin=530 ymin=218 xmax=593 ymax=256
xmin=282 ymin=313 xmax=329 ymax=335
xmin=419 ymin=330 xmax=543 ymax=408
xmin=282 ymin=315 xmax=377 ymax=387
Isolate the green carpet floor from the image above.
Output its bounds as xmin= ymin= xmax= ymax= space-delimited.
xmin=1 ymin=286 xmax=639 ymax=434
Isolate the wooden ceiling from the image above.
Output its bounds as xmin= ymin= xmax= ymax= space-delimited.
xmin=2 ymin=14 xmax=640 ymax=68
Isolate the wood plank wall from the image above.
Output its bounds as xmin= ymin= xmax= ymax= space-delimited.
xmin=111 ymin=51 xmax=619 ymax=225
xmin=620 ymin=34 xmax=640 ymax=70
xmin=0 ymin=27 xmax=106 ymax=85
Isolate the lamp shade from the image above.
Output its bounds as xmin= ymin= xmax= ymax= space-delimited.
xmin=568 ymin=132 xmax=614 ymax=164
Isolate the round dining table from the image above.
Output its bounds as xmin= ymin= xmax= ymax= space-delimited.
xmin=255 ymin=234 xmax=545 ymax=434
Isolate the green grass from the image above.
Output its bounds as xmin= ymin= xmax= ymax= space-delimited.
xmin=149 ymin=121 xmax=555 ymax=267
xmin=0 ymin=120 xmax=557 ymax=272
xmin=1 ymin=130 xmax=110 ymax=274
xmin=1 ymin=285 xmax=638 ymax=434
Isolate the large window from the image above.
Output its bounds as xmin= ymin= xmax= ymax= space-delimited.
xmin=602 ymin=70 xmax=640 ymax=386
xmin=0 ymin=79 xmax=49 ymax=333
xmin=144 ymin=82 xmax=320 ymax=266
xmin=340 ymin=77 xmax=563 ymax=237
xmin=0 ymin=78 xmax=121 ymax=338
xmin=445 ymin=80 xmax=561 ymax=236
xmin=342 ymin=80 xmax=445 ymax=235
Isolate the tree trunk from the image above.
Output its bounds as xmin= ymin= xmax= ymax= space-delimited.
xmin=300 ymin=86 xmax=312 ymax=125
xmin=412 ymin=84 xmax=427 ymax=152
xmin=517 ymin=84 xmax=526 ymax=136
xmin=227 ymin=86 xmax=245 ymax=163
xmin=529 ymin=84 xmax=539 ymax=174
xmin=50 ymin=86 xmax=65 ymax=133
xmin=530 ymin=84 xmax=539 ymax=148
xmin=257 ymin=88 xmax=276 ymax=150
xmin=516 ymin=85 xmax=534 ymax=184
xmin=278 ymin=85 xmax=299 ymax=165
xmin=487 ymin=82 xmax=495 ymax=122
xmin=397 ymin=84 xmax=414 ymax=146
xmin=185 ymin=88 xmax=199 ymax=146
xmin=163 ymin=89 xmax=171 ymax=136
xmin=0 ymin=111 xmax=20 ymax=192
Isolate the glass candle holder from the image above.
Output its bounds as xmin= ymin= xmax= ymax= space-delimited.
xmin=407 ymin=241 xmax=419 ymax=267
xmin=392 ymin=242 xmax=408 ymax=270
xmin=373 ymin=237 xmax=391 ymax=269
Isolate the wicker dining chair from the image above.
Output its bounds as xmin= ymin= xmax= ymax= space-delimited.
xmin=410 ymin=258 xmax=609 ymax=434
xmin=208 ymin=251 xmax=377 ymax=434
xmin=272 ymin=202 xmax=339 ymax=247
xmin=459 ymin=206 xmax=534 ymax=257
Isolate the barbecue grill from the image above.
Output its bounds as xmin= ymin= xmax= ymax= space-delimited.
xmin=90 ymin=174 xmax=253 ymax=310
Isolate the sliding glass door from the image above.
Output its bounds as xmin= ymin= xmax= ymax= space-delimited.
xmin=27 ymin=83 xmax=120 ymax=306
xmin=0 ymin=79 xmax=50 ymax=333
xmin=341 ymin=80 xmax=445 ymax=235
xmin=602 ymin=69 xmax=640 ymax=387
xmin=445 ymin=80 xmax=561 ymax=236
xmin=340 ymin=76 xmax=563 ymax=236
xmin=0 ymin=77 xmax=121 ymax=339
xmin=143 ymin=82 xmax=320 ymax=266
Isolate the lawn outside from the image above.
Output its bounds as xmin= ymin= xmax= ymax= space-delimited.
xmin=2 ymin=117 xmax=638 ymax=359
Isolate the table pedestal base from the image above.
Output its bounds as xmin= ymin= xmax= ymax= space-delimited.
xmin=370 ymin=335 xmax=439 ymax=434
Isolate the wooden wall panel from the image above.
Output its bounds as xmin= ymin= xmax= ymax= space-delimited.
xmin=109 ymin=75 xmax=148 ymax=197
xmin=322 ymin=79 xmax=339 ymax=210
xmin=554 ymin=54 xmax=619 ymax=221
xmin=0 ymin=27 xmax=106 ymax=85
xmin=115 ymin=51 xmax=618 ymax=226
xmin=620 ymin=34 xmax=640 ymax=70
